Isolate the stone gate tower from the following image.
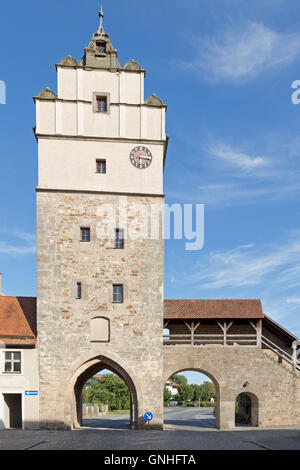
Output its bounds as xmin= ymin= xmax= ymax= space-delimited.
xmin=34 ymin=8 xmax=167 ymax=429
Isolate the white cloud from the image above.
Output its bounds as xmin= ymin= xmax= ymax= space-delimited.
xmin=0 ymin=229 xmax=36 ymax=256
xmin=171 ymin=137 xmax=300 ymax=205
xmin=190 ymin=235 xmax=300 ymax=289
xmin=193 ymin=181 xmax=300 ymax=206
xmin=207 ymin=141 xmax=269 ymax=172
xmin=0 ymin=242 xmax=36 ymax=256
xmin=183 ymin=22 xmax=300 ymax=82
xmin=12 ymin=229 xmax=35 ymax=243
xmin=286 ymin=297 xmax=300 ymax=304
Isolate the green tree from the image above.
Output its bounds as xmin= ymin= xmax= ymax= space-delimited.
xmin=191 ymin=384 xmax=202 ymax=402
xmin=199 ymin=381 xmax=216 ymax=401
xmin=82 ymin=374 xmax=131 ymax=410
xmin=169 ymin=374 xmax=188 ymax=386
xmin=163 ymin=387 xmax=172 ymax=405
xmin=82 ymin=384 xmax=91 ymax=403
xmin=176 ymin=384 xmax=194 ymax=403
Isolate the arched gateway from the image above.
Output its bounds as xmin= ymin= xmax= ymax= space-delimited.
xmin=66 ymin=355 xmax=139 ymax=429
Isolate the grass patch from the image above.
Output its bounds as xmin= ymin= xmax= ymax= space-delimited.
xmin=107 ymin=410 xmax=130 ymax=415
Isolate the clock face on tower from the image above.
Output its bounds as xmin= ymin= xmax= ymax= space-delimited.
xmin=130 ymin=146 xmax=152 ymax=169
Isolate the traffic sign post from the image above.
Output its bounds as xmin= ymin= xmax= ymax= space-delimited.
xmin=144 ymin=411 xmax=153 ymax=427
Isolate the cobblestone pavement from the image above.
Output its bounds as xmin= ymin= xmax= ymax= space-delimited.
xmin=0 ymin=427 xmax=300 ymax=450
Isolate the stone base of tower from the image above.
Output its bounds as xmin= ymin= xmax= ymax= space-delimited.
xmin=36 ymin=189 xmax=165 ymax=430
xmin=38 ymin=365 xmax=164 ymax=431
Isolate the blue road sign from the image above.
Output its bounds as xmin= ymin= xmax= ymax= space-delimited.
xmin=144 ymin=411 xmax=153 ymax=422
xmin=25 ymin=391 xmax=38 ymax=396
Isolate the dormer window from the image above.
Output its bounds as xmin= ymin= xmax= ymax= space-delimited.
xmin=96 ymin=96 xmax=107 ymax=113
xmin=96 ymin=41 xmax=106 ymax=55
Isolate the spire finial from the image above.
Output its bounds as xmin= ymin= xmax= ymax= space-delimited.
xmin=99 ymin=5 xmax=104 ymax=29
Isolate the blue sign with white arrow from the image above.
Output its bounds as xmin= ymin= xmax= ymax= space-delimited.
xmin=144 ymin=411 xmax=153 ymax=422
xmin=25 ymin=391 xmax=38 ymax=396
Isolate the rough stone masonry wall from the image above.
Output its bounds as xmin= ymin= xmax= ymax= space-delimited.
xmin=37 ymin=190 xmax=164 ymax=429
xmin=163 ymin=346 xmax=300 ymax=428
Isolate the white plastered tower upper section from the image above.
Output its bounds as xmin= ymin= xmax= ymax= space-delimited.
xmin=34 ymin=13 xmax=167 ymax=195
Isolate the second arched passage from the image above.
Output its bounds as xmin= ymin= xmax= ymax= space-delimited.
xmin=163 ymin=367 xmax=221 ymax=430
xmin=67 ymin=355 xmax=139 ymax=430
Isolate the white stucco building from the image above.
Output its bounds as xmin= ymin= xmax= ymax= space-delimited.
xmin=0 ymin=293 xmax=39 ymax=429
xmin=165 ymin=381 xmax=179 ymax=397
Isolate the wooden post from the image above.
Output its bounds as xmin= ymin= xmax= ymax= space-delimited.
xmin=217 ymin=321 xmax=225 ymax=345
xmin=217 ymin=321 xmax=233 ymax=346
xmin=184 ymin=321 xmax=200 ymax=345
xmin=191 ymin=321 xmax=195 ymax=346
xmin=250 ymin=320 xmax=262 ymax=348
xmin=184 ymin=321 xmax=193 ymax=345
xmin=192 ymin=321 xmax=200 ymax=345
xmin=257 ymin=319 xmax=262 ymax=349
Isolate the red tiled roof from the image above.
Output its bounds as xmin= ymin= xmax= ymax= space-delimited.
xmin=164 ymin=299 xmax=264 ymax=319
xmin=0 ymin=297 xmax=263 ymax=345
xmin=170 ymin=381 xmax=179 ymax=387
xmin=93 ymin=375 xmax=103 ymax=381
xmin=0 ymin=296 xmax=37 ymax=345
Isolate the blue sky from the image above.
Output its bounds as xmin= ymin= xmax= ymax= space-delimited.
xmin=1 ymin=0 xmax=300 ymax=373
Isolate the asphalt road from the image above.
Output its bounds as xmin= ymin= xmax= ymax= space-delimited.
xmin=164 ymin=406 xmax=216 ymax=430
xmin=0 ymin=408 xmax=300 ymax=450
xmin=83 ymin=407 xmax=217 ymax=431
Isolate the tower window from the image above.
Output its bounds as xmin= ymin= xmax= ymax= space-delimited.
xmin=96 ymin=159 xmax=106 ymax=174
xmin=113 ymin=284 xmax=124 ymax=303
xmin=96 ymin=96 xmax=107 ymax=113
xmin=93 ymin=92 xmax=110 ymax=114
xmin=80 ymin=227 xmax=90 ymax=242
xmin=76 ymin=282 xmax=82 ymax=299
xmin=115 ymin=228 xmax=124 ymax=249
xmin=96 ymin=41 xmax=106 ymax=55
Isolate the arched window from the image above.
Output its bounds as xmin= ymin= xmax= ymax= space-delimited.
xmin=90 ymin=317 xmax=110 ymax=343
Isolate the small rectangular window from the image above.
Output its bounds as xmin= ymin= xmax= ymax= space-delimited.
xmin=115 ymin=228 xmax=124 ymax=249
xmin=96 ymin=96 xmax=107 ymax=113
xmin=96 ymin=159 xmax=106 ymax=174
xmin=80 ymin=227 xmax=90 ymax=242
xmin=76 ymin=282 xmax=82 ymax=299
xmin=4 ymin=351 xmax=21 ymax=374
xmin=113 ymin=284 xmax=123 ymax=303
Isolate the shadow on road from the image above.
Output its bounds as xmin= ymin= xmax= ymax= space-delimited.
xmin=83 ymin=415 xmax=130 ymax=430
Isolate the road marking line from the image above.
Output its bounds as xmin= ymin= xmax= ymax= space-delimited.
xmin=23 ymin=440 xmax=46 ymax=450
xmin=248 ymin=440 xmax=273 ymax=450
